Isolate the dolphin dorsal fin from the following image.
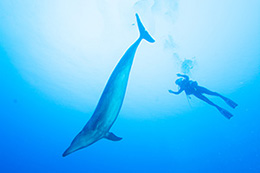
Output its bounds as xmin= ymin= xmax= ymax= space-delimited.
xmin=105 ymin=132 xmax=122 ymax=141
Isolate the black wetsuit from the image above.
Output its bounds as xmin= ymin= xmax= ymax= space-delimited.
xmin=170 ymin=74 xmax=238 ymax=119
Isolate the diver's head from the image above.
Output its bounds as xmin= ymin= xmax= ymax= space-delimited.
xmin=175 ymin=78 xmax=183 ymax=86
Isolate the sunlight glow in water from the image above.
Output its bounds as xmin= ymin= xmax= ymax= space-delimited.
xmin=1 ymin=0 xmax=259 ymax=118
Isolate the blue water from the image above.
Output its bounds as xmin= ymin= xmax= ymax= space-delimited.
xmin=1 ymin=1 xmax=260 ymax=172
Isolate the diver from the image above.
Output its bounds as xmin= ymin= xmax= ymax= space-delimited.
xmin=169 ymin=74 xmax=238 ymax=119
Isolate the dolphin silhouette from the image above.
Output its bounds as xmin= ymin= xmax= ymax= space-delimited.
xmin=63 ymin=14 xmax=155 ymax=157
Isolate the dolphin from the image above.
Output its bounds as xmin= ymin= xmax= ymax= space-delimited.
xmin=63 ymin=14 xmax=155 ymax=157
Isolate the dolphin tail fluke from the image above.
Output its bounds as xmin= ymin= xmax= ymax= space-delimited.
xmin=136 ymin=13 xmax=155 ymax=43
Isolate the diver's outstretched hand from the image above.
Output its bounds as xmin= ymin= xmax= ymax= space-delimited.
xmin=176 ymin=73 xmax=182 ymax=77
xmin=168 ymin=90 xmax=174 ymax=94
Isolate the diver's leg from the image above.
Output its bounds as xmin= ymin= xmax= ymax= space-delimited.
xmin=196 ymin=86 xmax=238 ymax=108
xmin=196 ymin=86 xmax=222 ymax=96
xmin=193 ymin=92 xmax=233 ymax=119
xmin=193 ymin=92 xmax=218 ymax=107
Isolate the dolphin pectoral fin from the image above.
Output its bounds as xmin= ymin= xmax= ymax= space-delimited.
xmin=105 ymin=132 xmax=122 ymax=141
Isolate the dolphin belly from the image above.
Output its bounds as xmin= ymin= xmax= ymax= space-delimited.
xmin=87 ymin=50 xmax=138 ymax=131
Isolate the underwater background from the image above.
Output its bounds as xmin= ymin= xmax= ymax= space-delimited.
xmin=1 ymin=0 xmax=260 ymax=172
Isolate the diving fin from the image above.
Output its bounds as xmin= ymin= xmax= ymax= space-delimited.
xmin=105 ymin=132 xmax=122 ymax=141
xmin=224 ymin=98 xmax=238 ymax=109
xmin=217 ymin=107 xmax=233 ymax=119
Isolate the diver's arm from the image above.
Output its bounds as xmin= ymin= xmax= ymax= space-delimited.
xmin=168 ymin=88 xmax=184 ymax=95
xmin=177 ymin=73 xmax=189 ymax=80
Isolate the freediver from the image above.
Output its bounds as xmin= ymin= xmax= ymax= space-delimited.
xmin=168 ymin=74 xmax=238 ymax=119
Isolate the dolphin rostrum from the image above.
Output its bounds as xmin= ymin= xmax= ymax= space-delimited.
xmin=63 ymin=14 xmax=155 ymax=157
